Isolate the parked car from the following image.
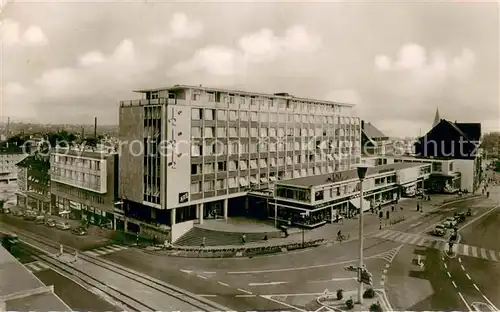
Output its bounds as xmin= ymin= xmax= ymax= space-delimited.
xmin=433 ymin=224 xmax=446 ymax=236
xmin=71 ymin=226 xmax=88 ymax=236
xmin=14 ymin=210 xmax=24 ymax=217
xmin=35 ymin=215 xmax=45 ymax=225
xmin=443 ymin=217 xmax=457 ymax=228
xmin=1 ymin=207 xmax=11 ymax=214
xmin=56 ymin=221 xmax=71 ymax=230
xmin=23 ymin=211 xmax=37 ymax=221
xmin=45 ymin=219 xmax=56 ymax=227
xmin=454 ymin=212 xmax=466 ymax=223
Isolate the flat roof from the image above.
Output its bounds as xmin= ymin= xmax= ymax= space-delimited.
xmin=52 ymin=148 xmax=115 ymax=159
xmin=133 ymin=84 xmax=355 ymax=107
xmin=0 ymin=246 xmax=70 ymax=311
xmin=278 ymin=162 xmax=428 ymax=188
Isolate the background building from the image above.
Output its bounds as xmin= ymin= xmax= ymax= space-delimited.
xmin=0 ymin=151 xmax=26 ymax=184
xmin=15 ymin=153 xmax=51 ymax=213
xmin=119 ymin=85 xmax=361 ymax=241
xmin=50 ymin=148 xmax=118 ymax=227
xmin=361 ymin=121 xmax=394 ymax=157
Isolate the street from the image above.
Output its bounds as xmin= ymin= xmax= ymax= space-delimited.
xmin=3 ymin=192 xmax=497 ymax=311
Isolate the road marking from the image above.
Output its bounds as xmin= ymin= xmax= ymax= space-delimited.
xmin=401 ymin=235 xmax=414 ymax=244
xmin=235 ymin=294 xmax=256 ymax=298
xmin=458 ymin=292 xmax=472 ymax=311
xmin=218 ymin=281 xmax=229 ymax=287
xmin=417 ymin=238 xmax=427 ymax=246
xmin=458 ymin=257 xmax=462 ymax=263
xmin=474 ymin=284 xmax=480 ymax=291
xmin=443 ymin=263 xmax=448 ymax=269
xmin=452 ymin=281 xmax=457 ymax=288
xmin=180 ymin=269 xmax=192 ymax=274
xmin=261 ymin=295 xmax=308 ymax=312
xmin=308 ymin=277 xmax=355 ymax=284
xmin=447 ymin=271 xmax=452 ymax=278
xmin=481 ymin=248 xmax=489 ymax=259
xmin=248 ymin=282 xmax=287 ymax=286
xmin=385 ymin=264 xmax=390 ymax=268
xmin=461 ymin=265 xmax=465 ymax=271
xmin=198 ymin=294 xmax=217 ymax=297
xmin=467 ymin=273 xmax=472 ymax=280
xmin=84 ymin=251 xmax=99 ymax=257
xmin=459 ymin=205 xmax=499 ymax=231
xmin=409 ymin=236 xmax=421 ymax=245
xmin=197 ymin=275 xmax=207 ymax=279
xmin=383 ymin=269 xmax=388 ymax=274
xmin=203 ymin=271 xmax=216 ymax=274
xmin=411 ymin=222 xmax=422 ymax=227
xmin=471 ymin=246 xmax=478 ymax=258
xmin=490 ymin=250 xmax=498 ymax=262
xmin=237 ymin=288 xmax=253 ymax=295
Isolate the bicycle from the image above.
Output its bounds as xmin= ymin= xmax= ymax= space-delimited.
xmin=336 ymin=233 xmax=350 ymax=242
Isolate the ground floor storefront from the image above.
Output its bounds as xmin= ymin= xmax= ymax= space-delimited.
xmin=52 ymin=195 xmax=114 ymax=229
xmin=16 ymin=191 xmax=50 ymax=214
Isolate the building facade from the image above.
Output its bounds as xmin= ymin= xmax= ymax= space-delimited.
xmin=49 ymin=148 xmax=118 ymax=227
xmin=15 ymin=153 xmax=51 ymax=213
xmin=119 ymin=85 xmax=361 ymax=240
xmin=0 ymin=151 xmax=26 ymax=184
xmin=265 ymin=162 xmax=431 ymax=227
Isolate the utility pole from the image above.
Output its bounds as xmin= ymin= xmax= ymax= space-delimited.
xmin=356 ymin=165 xmax=369 ymax=304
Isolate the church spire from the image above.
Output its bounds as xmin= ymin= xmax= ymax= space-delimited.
xmin=432 ymin=108 xmax=441 ymax=128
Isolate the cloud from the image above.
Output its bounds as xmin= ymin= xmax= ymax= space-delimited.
xmin=172 ymin=25 xmax=322 ymax=76
xmin=79 ymin=51 xmax=105 ymax=66
xmin=0 ymin=19 xmax=48 ymax=46
xmin=1 ymin=82 xmax=37 ymax=120
xmin=149 ymin=12 xmax=202 ymax=45
xmin=374 ymin=43 xmax=476 ymax=79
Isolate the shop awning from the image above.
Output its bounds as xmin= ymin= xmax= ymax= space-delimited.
xmin=349 ymin=198 xmax=371 ymax=212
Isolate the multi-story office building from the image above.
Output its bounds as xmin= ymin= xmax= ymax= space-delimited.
xmin=0 ymin=151 xmax=26 ymax=184
xmin=50 ymin=148 xmax=118 ymax=227
xmin=15 ymin=153 xmax=51 ymax=213
xmin=119 ymin=85 xmax=361 ymax=240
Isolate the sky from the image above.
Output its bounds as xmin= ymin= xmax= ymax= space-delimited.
xmin=0 ymin=0 xmax=498 ymax=137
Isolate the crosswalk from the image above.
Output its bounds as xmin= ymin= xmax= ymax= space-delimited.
xmin=25 ymin=261 xmax=50 ymax=273
xmin=83 ymin=244 xmax=128 ymax=257
xmin=373 ymin=229 xmax=500 ymax=262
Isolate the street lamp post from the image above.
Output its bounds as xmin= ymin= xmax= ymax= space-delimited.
xmin=356 ymin=165 xmax=369 ymax=305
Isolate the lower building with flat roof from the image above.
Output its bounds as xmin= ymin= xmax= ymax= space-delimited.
xmin=252 ymin=162 xmax=431 ymax=227
xmin=0 ymin=245 xmax=70 ymax=312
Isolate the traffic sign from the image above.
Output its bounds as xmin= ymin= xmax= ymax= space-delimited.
xmin=360 ymin=269 xmax=373 ymax=285
xmin=344 ymin=265 xmax=357 ymax=272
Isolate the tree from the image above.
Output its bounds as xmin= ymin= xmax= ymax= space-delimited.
xmin=481 ymin=132 xmax=500 ymax=155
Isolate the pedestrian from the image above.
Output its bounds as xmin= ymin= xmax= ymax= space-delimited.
xmin=201 ymin=236 xmax=206 ymax=248
xmin=241 ymin=234 xmax=246 ymax=244
xmin=391 ymin=205 xmax=395 ymax=212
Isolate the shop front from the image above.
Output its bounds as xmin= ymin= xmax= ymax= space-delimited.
xmin=25 ymin=192 xmax=51 ymax=214
xmin=15 ymin=192 xmax=27 ymax=208
xmin=82 ymin=204 xmax=114 ymax=229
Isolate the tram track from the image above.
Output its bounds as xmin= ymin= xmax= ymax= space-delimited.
xmin=2 ymin=227 xmax=230 ymax=312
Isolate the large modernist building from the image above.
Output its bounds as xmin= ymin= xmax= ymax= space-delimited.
xmin=119 ymin=85 xmax=362 ymax=240
xmin=50 ymin=148 xmax=118 ymax=227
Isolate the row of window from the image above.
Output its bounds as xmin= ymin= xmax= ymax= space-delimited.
xmin=191 ymin=108 xmax=359 ymax=124
xmin=191 ymin=141 xmax=359 ymax=157
xmin=54 ymin=183 xmax=105 ymax=205
xmin=190 ymin=156 xmax=360 ymax=175
xmin=191 ymin=126 xmax=359 ymax=138
xmin=52 ymin=155 xmax=101 ymax=170
xmin=51 ymin=169 xmax=102 ymax=191
xmin=189 ymin=91 xmax=346 ymax=115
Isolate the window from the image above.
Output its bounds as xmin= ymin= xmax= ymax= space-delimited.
xmin=259 ymin=142 xmax=268 ymax=152
xmin=191 ymin=143 xmax=202 ymax=156
xmin=250 ymin=143 xmax=257 ymax=153
xmin=217 ymin=110 xmax=227 ymax=120
xmin=216 ymin=179 xmax=226 ymax=190
xmin=270 ymin=113 xmax=277 ymax=122
xmin=240 ymin=111 xmax=248 ymax=121
xmin=260 ymin=112 xmax=269 ymax=122
xmin=250 ymin=175 xmax=258 ymax=185
xmin=204 ymin=144 xmax=214 ymax=156
xmin=204 ymin=181 xmax=214 ymax=191
xmin=270 ymin=128 xmax=277 ymax=137
xmin=229 ymin=127 xmax=238 ymax=137
xmin=250 ymin=112 xmax=258 ymax=121
xmin=250 ymin=127 xmax=258 ymax=137
xmin=190 ymin=182 xmax=201 ymax=193
xmin=204 ymin=109 xmax=214 ymax=120
xmin=204 ymin=127 xmax=215 ymax=138
xmin=260 ymin=127 xmax=268 ymax=137
xmin=217 ymin=161 xmax=226 ymax=172
xmin=259 ymin=158 xmax=267 ymax=168
xmin=239 ymin=127 xmax=248 ymax=137
xmin=240 ymin=96 xmax=247 ymax=105
xmin=191 ymin=92 xmax=200 ymax=101
xmin=239 ymin=160 xmax=248 ymax=170
xmin=204 ymin=162 xmax=215 ymax=174
xmin=270 ymin=157 xmax=277 ymax=166
xmin=191 ymin=127 xmax=201 ymax=138
xmin=229 ymin=110 xmax=238 ymax=121
xmin=250 ymin=159 xmax=258 ymax=169
xmin=278 ymin=157 xmax=285 ymax=166
xmin=215 ymin=142 xmax=226 ymax=155
xmin=228 ymin=141 xmax=239 ymax=155
xmin=191 ymin=164 xmax=201 ymax=175
xmin=228 ymin=160 xmax=238 ymax=171
xmin=228 ymin=177 xmax=237 ymax=188
xmin=278 ymin=128 xmax=285 ymax=137
xmin=207 ymin=92 xmax=215 ymax=102
xmin=217 ymin=127 xmax=226 ymax=137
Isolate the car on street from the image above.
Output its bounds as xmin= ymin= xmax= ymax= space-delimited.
xmin=443 ymin=217 xmax=457 ymax=228
xmin=433 ymin=224 xmax=446 ymax=236
xmin=14 ymin=210 xmax=24 ymax=217
xmin=56 ymin=221 xmax=71 ymax=230
xmin=1 ymin=207 xmax=11 ymax=214
xmin=71 ymin=226 xmax=88 ymax=236
xmin=454 ymin=212 xmax=466 ymax=223
xmin=45 ymin=219 xmax=56 ymax=227
xmin=35 ymin=215 xmax=45 ymax=225
xmin=23 ymin=211 xmax=37 ymax=221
